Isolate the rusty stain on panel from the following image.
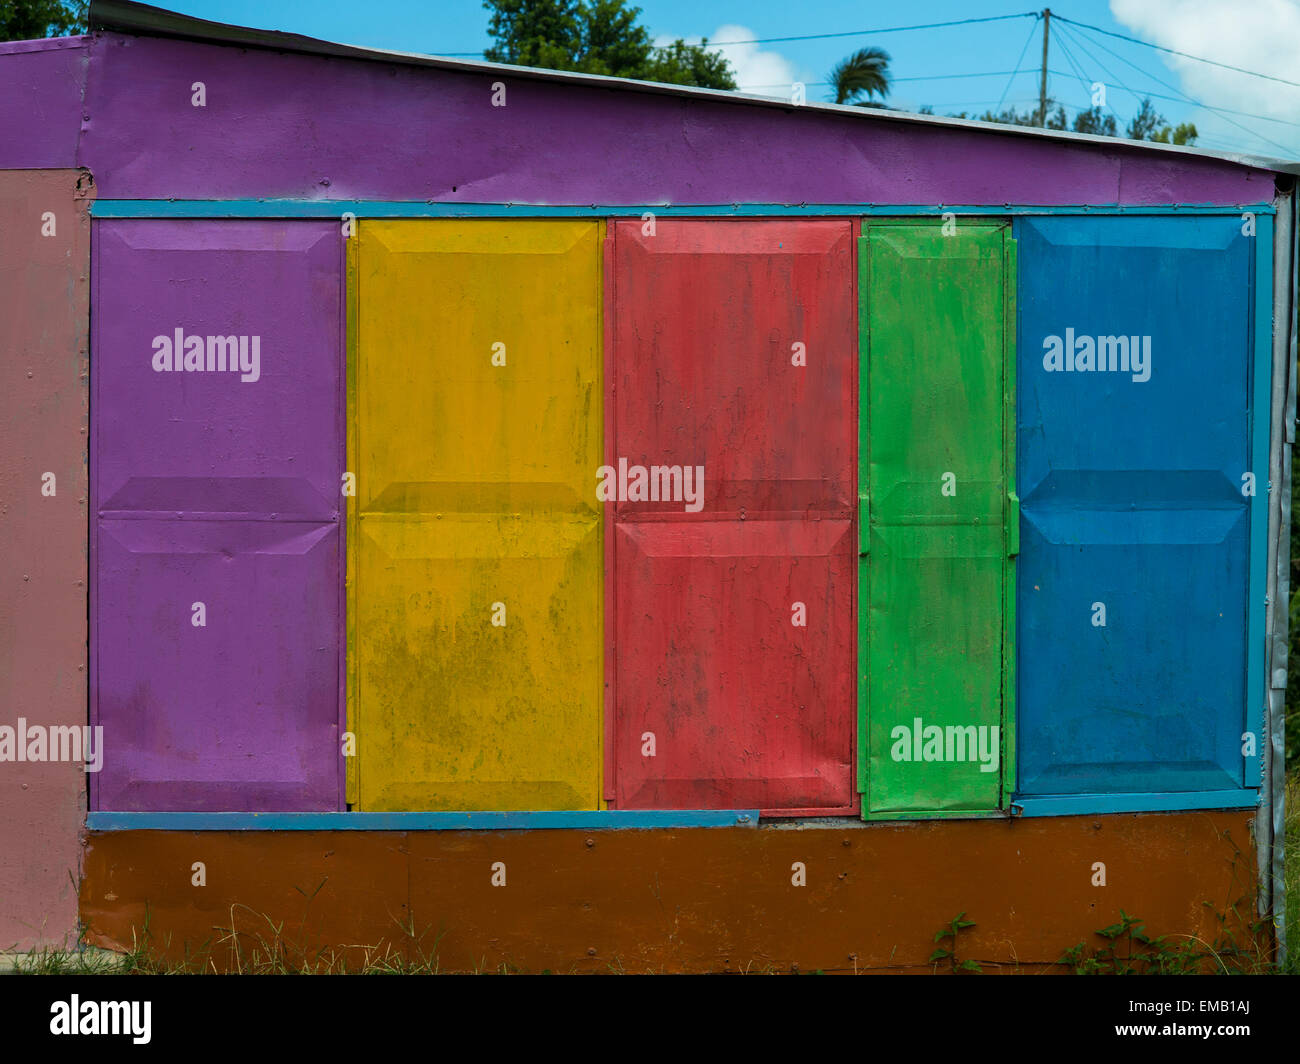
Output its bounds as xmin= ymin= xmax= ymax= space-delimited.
xmin=0 ymin=169 xmax=91 ymax=950
xmin=81 ymin=811 xmax=1258 ymax=973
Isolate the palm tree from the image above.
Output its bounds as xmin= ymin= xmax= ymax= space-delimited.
xmin=828 ymin=46 xmax=891 ymax=107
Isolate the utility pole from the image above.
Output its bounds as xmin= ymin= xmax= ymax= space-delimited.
xmin=1039 ymin=8 xmax=1051 ymax=127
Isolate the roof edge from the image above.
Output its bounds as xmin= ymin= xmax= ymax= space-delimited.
xmin=87 ymin=0 xmax=1300 ymax=177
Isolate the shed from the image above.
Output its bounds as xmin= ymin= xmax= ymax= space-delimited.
xmin=0 ymin=0 xmax=1293 ymax=972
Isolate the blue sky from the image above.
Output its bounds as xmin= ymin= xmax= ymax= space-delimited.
xmin=159 ymin=0 xmax=1300 ymax=160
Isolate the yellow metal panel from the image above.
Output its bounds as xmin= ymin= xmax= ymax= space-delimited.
xmin=352 ymin=220 xmax=603 ymax=811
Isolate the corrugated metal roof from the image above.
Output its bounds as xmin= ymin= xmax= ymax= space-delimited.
xmin=88 ymin=0 xmax=1300 ymax=177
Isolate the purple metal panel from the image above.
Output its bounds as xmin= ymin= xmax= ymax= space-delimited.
xmin=0 ymin=38 xmax=87 ymax=170
xmin=75 ymin=33 xmax=1267 ymax=206
xmin=0 ymin=169 xmax=91 ymax=950
xmin=91 ymin=219 xmax=344 ymax=812
xmin=93 ymin=221 xmax=341 ymax=514
xmin=94 ymin=520 xmax=341 ymax=810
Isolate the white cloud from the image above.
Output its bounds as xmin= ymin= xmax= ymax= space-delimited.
xmin=653 ymin=24 xmax=803 ymax=99
xmin=1109 ymin=0 xmax=1300 ymax=157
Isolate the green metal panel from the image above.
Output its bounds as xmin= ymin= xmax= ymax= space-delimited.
xmin=859 ymin=220 xmax=1014 ymax=818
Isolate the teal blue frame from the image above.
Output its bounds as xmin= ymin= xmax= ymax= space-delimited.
xmin=90 ymin=200 xmax=1277 ymax=219
xmin=87 ymin=811 xmax=758 ymax=830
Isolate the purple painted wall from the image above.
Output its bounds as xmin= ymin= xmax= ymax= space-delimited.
xmin=0 ymin=170 xmax=91 ymax=950
xmin=0 ymin=38 xmax=85 ymax=170
xmin=91 ymin=220 xmax=344 ymax=811
xmin=1 ymin=31 xmax=1274 ymax=206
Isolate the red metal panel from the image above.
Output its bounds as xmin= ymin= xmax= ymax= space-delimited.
xmin=610 ymin=220 xmax=856 ymax=813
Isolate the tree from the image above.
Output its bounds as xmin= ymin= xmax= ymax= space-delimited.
xmin=482 ymin=0 xmax=735 ymax=89
xmin=1126 ymin=96 xmax=1197 ymax=145
xmin=828 ymin=46 xmax=891 ymax=106
xmin=642 ymin=38 xmax=734 ymax=89
xmin=0 ymin=0 xmax=86 ymax=41
xmin=948 ymin=99 xmax=1066 ymax=130
xmin=1149 ymin=121 xmax=1198 ymax=146
xmin=1125 ymin=97 xmax=1163 ymax=141
xmin=1072 ymin=106 xmax=1117 ymax=137
xmin=942 ymin=94 xmax=1196 ymax=146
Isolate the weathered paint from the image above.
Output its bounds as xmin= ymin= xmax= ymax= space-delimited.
xmin=351 ymin=220 xmax=603 ymax=811
xmin=610 ymin=220 xmax=856 ymax=814
xmin=52 ymin=32 xmax=1271 ymax=205
xmin=1016 ymin=216 xmax=1256 ymax=800
xmin=91 ymin=220 xmax=343 ymax=811
xmin=0 ymin=170 xmax=91 ymax=950
xmin=860 ymin=221 xmax=1014 ymax=817
xmin=81 ymin=810 xmax=1260 ymax=972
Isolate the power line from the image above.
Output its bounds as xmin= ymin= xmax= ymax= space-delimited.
xmin=1050 ymin=21 xmax=1127 ymax=131
xmin=1057 ymin=20 xmax=1294 ymax=156
xmin=1052 ymin=13 xmax=1300 ymax=92
xmin=996 ymin=15 xmax=1043 ymax=112
xmin=706 ymin=13 xmax=1040 ymax=48
xmin=739 ymin=69 xmax=1051 ymax=90
xmin=442 ymin=12 xmax=1041 ymax=58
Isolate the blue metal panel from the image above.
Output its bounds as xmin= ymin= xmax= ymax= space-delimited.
xmin=85 ymin=810 xmax=759 ymax=831
xmin=1016 ymin=215 xmax=1256 ymax=799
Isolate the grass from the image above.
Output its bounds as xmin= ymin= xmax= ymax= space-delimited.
xmin=1285 ymin=770 xmax=1299 ymax=974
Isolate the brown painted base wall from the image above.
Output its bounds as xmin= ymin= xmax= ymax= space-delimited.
xmin=81 ymin=811 xmax=1261 ymax=973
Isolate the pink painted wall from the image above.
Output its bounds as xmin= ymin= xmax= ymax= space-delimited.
xmin=0 ymin=169 xmax=92 ymax=950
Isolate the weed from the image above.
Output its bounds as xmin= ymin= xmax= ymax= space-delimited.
xmin=929 ymin=912 xmax=981 ymax=974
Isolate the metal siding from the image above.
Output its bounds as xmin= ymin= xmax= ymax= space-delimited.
xmin=0 ymin=170 xmax=90 ymax=949
xmin=860 ymin=222 xmax=1012 ymax=816
xmin=81 ymin=809 xmax=1260 ymax=973
xmin=352 ymin=220 xmax=603 ymax=812
xmin=92 ymin=220 xmax=343 ymax=811
xmin=1016 ymin=215 xmax=1252 ymax=797
xmin=0 ymin=40 xmax=87 ymax=169
xmin=76 ymin=32 xmax=1272 ymax=205
xmin=1246 ymin=212 xmax=1273 ymax=792
xmin=610 ymin=220 xmax=856 ymax=813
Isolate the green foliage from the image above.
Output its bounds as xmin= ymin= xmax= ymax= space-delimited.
xmin=1287 ymin=463 xmax=1299 ymax=768
xmin=1059 ymin=902 xmax=1271 ymax=975
xmin=642 ymin=37 xmax=734 ymax=90
xmin=943 ymin=94 xmax=1196 ymax=146
xmin=828 ymin=46 xmax=891 ymax=106
xmin=1149 ymin=122 xmax=1198 ymax=146
xmin=1071 ymin=106 xmax=1117 ymax=137
xmin=482 ymin=0 xmax=735 ymax=89
xmin=0 ymin=0 xmax=85 ymax=40
xmin=929 ymin=911 xmax=981 ymax=974
xmin=1127 ymin=97 xmax=1198 ymax=145
xmin=949 ymin=99 xmax=1067 ymax=130
xmin=1286 ymin=772 xmax=1299 ymax=973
